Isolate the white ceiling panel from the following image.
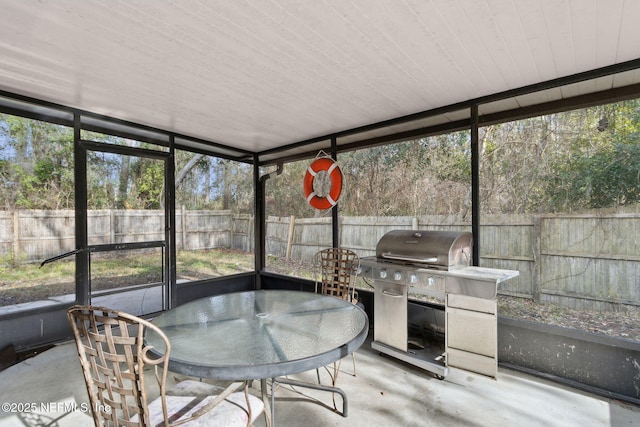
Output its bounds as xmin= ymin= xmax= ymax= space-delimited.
xmin=560 ymin=76 xmax=613 ymax=99
xmin=479 ymin=98 xmax=520 ymax=117
xmin=337 ymin=109 xmax=471 ymax=145
xmin=0 ymin=0 xmax=639 ymax=157
xmin=613 ymin=69 xmax=640 ymax=87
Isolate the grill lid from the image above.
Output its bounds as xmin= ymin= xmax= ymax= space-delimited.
xmin=376 ymin=230 xmax=472 ymax=269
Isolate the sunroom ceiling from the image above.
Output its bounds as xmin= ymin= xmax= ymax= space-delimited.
xmin=1 ymin=1 xmax=640 ymax=161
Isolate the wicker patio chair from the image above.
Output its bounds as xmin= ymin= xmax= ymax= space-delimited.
xmin=313 ymin=248 xmax=361 ymax=383
xmin=67 ymin=305 xmax=264 ymax=427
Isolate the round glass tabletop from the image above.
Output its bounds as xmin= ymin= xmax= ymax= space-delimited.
xmin=147 ymin=290 xmax=369 ymax=380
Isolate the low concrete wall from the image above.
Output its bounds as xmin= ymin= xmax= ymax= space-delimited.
xmin=0 ymin=303 xmax=73 ymax=354
xmin=0 ymin=274 xmax=257 ymax=354
xmin=498 ymin=316 xmax=640 ymax=405
xmin=396 ymin=299 xmax=640 ymax=405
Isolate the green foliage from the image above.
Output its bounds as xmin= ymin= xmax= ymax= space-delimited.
xmin=132 ymin=159 xmax=164 ymax=209
xmin=544 ymin=139 xmax=640 ymax=211
xmin=534 ymin=101 xmax=640 ymax=212
xmin=0 ymin=114 xmax=74 ymax=209
xmin=1 ymin=98 xmax=639 ymax=216
xmin=482 ymin=100 xmax=640 ymax=213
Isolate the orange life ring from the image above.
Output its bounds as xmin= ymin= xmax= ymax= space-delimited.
xmin=303 ymin=157 xmax=343 ymax=210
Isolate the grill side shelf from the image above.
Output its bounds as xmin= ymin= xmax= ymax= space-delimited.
xmin=443 ymin=267 xmax=519 ymax=299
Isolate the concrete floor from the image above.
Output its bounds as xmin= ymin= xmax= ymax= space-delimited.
xmin=0 ymin=334 xmax=638 ymax=427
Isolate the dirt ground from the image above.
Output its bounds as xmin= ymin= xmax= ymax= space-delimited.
xmin=498 ymin=295 xmax=640 ymax=341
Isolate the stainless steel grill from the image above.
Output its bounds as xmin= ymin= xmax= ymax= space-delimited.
xmin=360 ymin=230 xmax=518 ymax=378
xmin=375 ymin=229 xmax=472 ymax=270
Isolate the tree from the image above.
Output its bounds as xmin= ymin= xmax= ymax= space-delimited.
xmin=477 ymin=100 xmax=640 ymax=214
xmin=2 ymin=98 xmax=638 ymax=216
xmin=175 ymin=150 xmax=253 ymax=213
xmin=0 ymin=114 xmax=74 ymax=210
xmin=537 ymin=100 xmax=640 ymax=212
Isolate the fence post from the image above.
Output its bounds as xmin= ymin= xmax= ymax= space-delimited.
xmin=110 ymin=210 xmax=116 ymax=244
xmin=248 ymin=215 xmax=253 ymax=253
xmin=12 ymin=210 xmax=19 ymax=267
xmin=532 ymin=215 xmax=542 ymax=302
xmin=227 ymin=211 xmax=233 ymax=249
xmin=286 ymin=215 xmax=295 ymax=260
xmin=181 ymin=205 xmax=187 ymax=251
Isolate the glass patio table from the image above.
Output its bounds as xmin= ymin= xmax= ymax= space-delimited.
xmin=146 ymin=290 xmax=369 ymax=425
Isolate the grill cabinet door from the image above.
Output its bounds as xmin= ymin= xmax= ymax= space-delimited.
xmin=446 ymin=293 xmax=497 ymax=378
xmin=374 ymin=282 xmax=408 ymax=352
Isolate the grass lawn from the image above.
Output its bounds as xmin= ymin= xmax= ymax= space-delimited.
xmin=0 ymin=248 xmax=255 ymax=306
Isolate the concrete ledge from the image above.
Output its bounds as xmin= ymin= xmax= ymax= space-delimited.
xmin=0 ymin=274 xmax=258 ymax=352
xmin=0 ymin=299 xmax=61 ymax=317
xmin=498 ymin=316 xmax=640 ymax=405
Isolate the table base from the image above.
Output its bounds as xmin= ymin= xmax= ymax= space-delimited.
xmin=268 ymin=376 xmax=348 ymax=425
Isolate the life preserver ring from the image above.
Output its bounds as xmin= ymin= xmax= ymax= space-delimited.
xmin=303 ymin=157 xmax=343 ymax=210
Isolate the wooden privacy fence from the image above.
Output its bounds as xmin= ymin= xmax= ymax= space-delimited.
xmin=267 ymin=213 xmax=640 ymax=313
xmin=1 ymin=209 xmax=638 ymax=312
xmin=0 ymin=209 xmax=253 ymax=265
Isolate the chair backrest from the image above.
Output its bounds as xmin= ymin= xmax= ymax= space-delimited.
xmin=313 ymin=248 xmax=360 ymax=302
xmin=67 ymin=305 xmax=171 ymax=427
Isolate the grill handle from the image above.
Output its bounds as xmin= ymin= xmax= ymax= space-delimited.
xmin=381 ymin=290 xmax=404 ymax=298
xmin=380 ymin=252 xmax=439 ymax=264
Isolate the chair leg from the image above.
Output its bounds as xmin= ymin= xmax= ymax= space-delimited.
xmin=351 ymin=353 xmax=357 ymax=377
xmin=333 ymin=360 xmax=340 ymax=385
xmin=262 ymin=378 xmax=273 ymax=427
xmin=315 ymin=361 xmax=341 ymax=410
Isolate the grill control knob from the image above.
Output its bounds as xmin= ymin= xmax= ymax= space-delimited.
xmin=379 ymin=269 xmax=387 ymax=279
xmin=393 ymin=271 xmax=402 ymax=281
xmin=427 ymin=276 xmax=437 ymax=287
xmin=409 ymin=274 xmax=418 ymax=284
